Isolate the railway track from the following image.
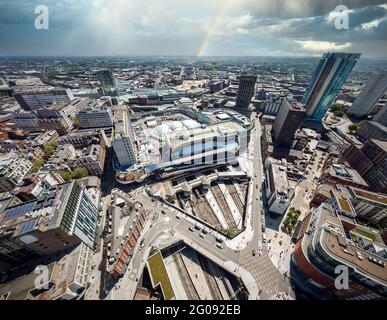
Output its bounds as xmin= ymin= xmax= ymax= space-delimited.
xmin=197 ymin=254 xmax=223 ymax=300
xmin=192 ymin=189 xmax=220 ymax=226
xmin=225 ymin=182 xmax=244 ymax=216
xmin=211 ymin=184 xmax=237 ymax=230
xmin=172 ymin=252 xmax=200 ymax=300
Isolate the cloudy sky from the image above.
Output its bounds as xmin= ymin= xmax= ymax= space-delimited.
xmin=0 ymin=0 xmax=386 ymax=57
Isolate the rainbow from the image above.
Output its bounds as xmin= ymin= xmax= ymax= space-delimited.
xmin=196 ymin=1 xmax=231 ymax=57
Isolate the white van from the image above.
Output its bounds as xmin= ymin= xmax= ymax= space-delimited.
xmin=262 ymin=233 xmax=267 ymax=243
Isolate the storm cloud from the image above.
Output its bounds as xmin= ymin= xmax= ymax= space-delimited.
xmin=0 ymin=0 xmax=386 ymax=57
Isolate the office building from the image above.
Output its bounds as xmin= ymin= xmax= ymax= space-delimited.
xmin=302 ymin=52 xmax=360 ymax=121
xmin=235 ymin=74 xmax=257 ymax=109
xmin=348 ymin=187 xmax=387 ymax=226
xmin=11 ymin=112 xmax=41 ymax=132
xmin=321 ymin=163 xmax=369 ymax=189
xmin=11 ymin=105 xmax=73 ymax=136
xmin=0 ymin=152 xmax=32 ymax=193
xmin=0 ymin=242 xmax=92 ymax=300
xmin=14 ymin=88 xmax=74 ymax=111
xmin=348 ymin=72 xmax=387 ymax=118
xmin=0 ymin=181 xmax=99 ymax=270
xmin=357 ymin=121 xmax=387 ymax=142
xmin=32 ymin=130 xmax=59 ymax=149
xmin=265 ymin=162 xmax=294 ymax=215
xmin=292 ymin=203 xmax=387 ymax=300
xmin=341 ymin=139 xmax=387 ymax=193
xmin=36 ymin=109 xmax=71 ymax=136
xmin=98 ymin=70 xmax=118 ymax=97
xmin=76 ymin=108 xmax=114 ymax=130
xmin=68 ymin=144 xmax=106 ymax=176
xmin=373 ymin=104 xmax=387 ymax=127
xmin=58 ymin=131 xmax=103 ymax=149
xmin=272 ymin=98 xmax=306 ymax=148
xmin=112 ymin=107 xmax=137 ymax=170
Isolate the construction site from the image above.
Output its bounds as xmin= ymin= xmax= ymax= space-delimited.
xmin=139 ymin=241 xmax=248 ymax=300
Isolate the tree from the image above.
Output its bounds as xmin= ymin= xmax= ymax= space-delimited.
xmin=71 ymin=167 xmax=89 ymax=179
xmin=348 ymin=123 xmax=360 ymax=134
xmin=59 ymin=171 xmax=72 ymax=182
xmin=28 ymin=159 xmax=44 ymax=174
xmin=330 ymin=103 xmax=347 ymax=118
xmin=44 ymin=142 xmax=58 ymax=160
xmin=73 ymin=116 xmax=80 ymax=129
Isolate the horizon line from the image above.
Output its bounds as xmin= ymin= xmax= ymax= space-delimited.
xmin=1 ymin=53 xmax=387 ymax=60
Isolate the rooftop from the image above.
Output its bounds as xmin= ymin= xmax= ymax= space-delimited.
xmin=351 ymin=187 xmax=387 ymax=206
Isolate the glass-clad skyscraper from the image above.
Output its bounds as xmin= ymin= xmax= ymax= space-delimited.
xmin=302 ymin=52 xmax=360 ymax=121
xmin=98 ymin=70 xmax=118 ymax=97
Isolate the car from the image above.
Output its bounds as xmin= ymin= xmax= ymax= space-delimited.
xmin=215 ymin=237 xmax=223 ymax=243
xmin=139 ymin=239 xmax=145 ymax=250
xmin=194 ymin=224 xmax=201 ymax=231
xmin=202 ymin=228 xmax=208 ymax=234
xmin=261 ymin=225 xmax=265 ymax=232
xmin=262 ymin=233 xmax=267 ymax=243
xmin=176 ymin=213 xmax=181 ymax=219
xmin=216 ymin=243 xmax=223 ymax=249
xmin=252 ymin=249 xmax=256 ymax=256
xmin=261 ymin=216 xmax=264 ymax=222
xmin=161 ymin=210 xmax=166 ymax=214
xmin=199 ymin=233 xmax=206 ymax=239
xmin=189 ymin=226 xmax=195 ymax=232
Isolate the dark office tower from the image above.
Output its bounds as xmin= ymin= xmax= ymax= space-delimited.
xmin=272 ymin=98 xmax=306 ymax=148
xmin=236 ymin=74 xmax=257 ymax=109
xmin=373 ymin=103 xmax=387 ymax=127
xmin=348 ymin=72 xmax=387 ymax=118
xmin=98 ymin=70 xmax=118 ymax=97
xmin=302 ymin=52 xmax=360 ymax=121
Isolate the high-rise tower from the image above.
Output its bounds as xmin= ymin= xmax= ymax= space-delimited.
xmin=302 ymin=52 xmax=360 ymax=121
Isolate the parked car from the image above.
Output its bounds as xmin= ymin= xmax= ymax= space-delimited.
xmin=215 ymin=237 xmax=223 ymax=243
xmin=199 ymin=233 xmax=206 ymax=239
xmin=189 ymin=226 xmax=195 ymax=232
xmin=252 ymin=249 xmax=256 ymax=256
xmin=216 ymin=243 xmax=223 ymax=249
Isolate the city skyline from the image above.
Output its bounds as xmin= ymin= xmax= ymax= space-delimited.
xmin=1 ymin=1 xmax=387 ymax=57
